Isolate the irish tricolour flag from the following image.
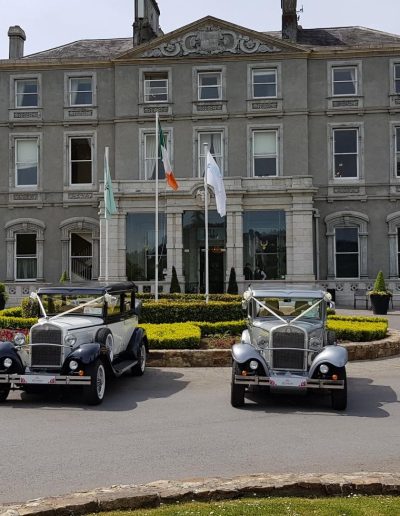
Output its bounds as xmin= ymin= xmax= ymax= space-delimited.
xmin=159 ymin=122 xmax=179 ymax=191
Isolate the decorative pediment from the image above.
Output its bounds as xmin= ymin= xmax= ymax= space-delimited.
xmin=117 ymin=16 xmax=306 ymax=60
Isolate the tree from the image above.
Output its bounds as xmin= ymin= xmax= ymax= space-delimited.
xmin=227 ymin=267 xmax=238 ymax=295
xmin=170 ymin=266 xmax=181 ymax=293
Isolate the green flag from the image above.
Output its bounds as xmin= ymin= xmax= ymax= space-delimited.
xmin=104 ymin=147 xmax=117 ymax=219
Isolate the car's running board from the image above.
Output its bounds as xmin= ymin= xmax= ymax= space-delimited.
xmin=112 ymin=360 xmax=137 ymax=376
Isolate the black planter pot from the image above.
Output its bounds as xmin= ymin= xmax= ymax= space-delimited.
xmin=0 ymin=293 xmax=5 ymax=311
xmin=370 ymin=294 xmax=391 ymax=315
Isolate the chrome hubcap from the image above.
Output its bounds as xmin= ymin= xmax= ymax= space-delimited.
xmin=96 ymin=365 xmax=106 ymax=399
xmin=140 ymin=345 xmax=146 ymax=372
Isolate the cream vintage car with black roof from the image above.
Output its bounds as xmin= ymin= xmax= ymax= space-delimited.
xmin=0 ymin=281 xmax=148 ymax=405
xmin=232 ymin=288 xmax=348 ymax=410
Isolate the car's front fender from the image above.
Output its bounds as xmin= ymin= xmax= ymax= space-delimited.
xmin=231 ymin=343 xmax=269 ymax=373
xmin=126 ymin=327 xmax=148 ymax=358
xmin=65 ymin=342 xmax=101 ymax=366
xmin=309 ymin=345 xmax=348 ymax=377
xmin=0 ymin=341 xmax=24 ymax=373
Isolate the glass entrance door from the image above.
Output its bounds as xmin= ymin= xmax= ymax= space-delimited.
xmin=200 ymin=247 xmax=225 ymax=293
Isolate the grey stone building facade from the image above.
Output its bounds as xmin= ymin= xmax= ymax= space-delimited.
xmin=1 ymin=0 xmax=400 ymax=306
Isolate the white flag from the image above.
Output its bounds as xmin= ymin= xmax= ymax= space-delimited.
xmin=206 ymin=151 xmax=226 ymax=217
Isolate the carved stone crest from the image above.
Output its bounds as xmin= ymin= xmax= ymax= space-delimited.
xmin=141 ymin=25 xmax=282 ymax=58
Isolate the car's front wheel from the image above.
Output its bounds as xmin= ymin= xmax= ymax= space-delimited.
xmin=231 ymin=362 xmax=245 ymax=407
xmin=130 ymin=341 xmax=146 ymax=376
xmin=331 ymin=367 xmax=347 ymax=410
xmin=0 ymin=384 xmax=10 ymax=402
xmin=84 ymin=359 xmax=106 ymax=405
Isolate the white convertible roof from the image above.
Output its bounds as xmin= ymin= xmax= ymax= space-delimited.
xmin=248 ymin=289 xmax=326 ymax=299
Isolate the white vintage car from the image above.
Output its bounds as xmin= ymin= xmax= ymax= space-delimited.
xmin=231 ymin=288 xmax=348 ymax=410
xmin=0 ymin=282 xmax=148 ymax=405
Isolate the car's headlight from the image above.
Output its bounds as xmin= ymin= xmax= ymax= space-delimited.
xmin=319 ymin=364 xmax=329 ymax=374
xmin=69 ymin=360 xmax=79 ymax=371
xmin=13 ymin=333 xmax=26 ymax=346
xmin=249 ymin=360 xmax=258 ymax=370
xmin=3 ymin=358 xmax=13 ymax=369
xmin=64 ymin=334 xmax=77 ymax=347
xmin=256 ymin=331 xmax=269 ymax=348
xmin=309 ymin=337 xmax=322 ymax=350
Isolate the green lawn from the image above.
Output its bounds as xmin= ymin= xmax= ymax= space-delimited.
xmin=93 ymin=496 xmax=400 ymax=515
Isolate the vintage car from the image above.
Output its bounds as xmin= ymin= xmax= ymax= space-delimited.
xmin=0 ymin=281 xmax=148 ymax=405
xmin=231 ymin=288 xmax=348 ymax=410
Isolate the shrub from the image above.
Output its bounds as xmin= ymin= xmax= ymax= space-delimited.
xmin=195 ymin=320 xmax=247 ymax=337
xmin=137 ymin=293 xmax=241 ymax=303
xmin=169 ymin=266 xmax=181 ymax=294
xmin=227 ymin=267 xmax=238 ymax=295
xmin=327 ymin=319 xmax=388 ymax=341
xmin=0 ymin=316 xmax=37 ymax=330
xmin=0 ymin=306 xmax=23 ymax=317
xmin=141 ymin=323 xmax=201 ymax=349
xmin=22 ymin=297 xmax=39 ymax=318
xmin=369 ymin=270 xmax=391 ymax=296
xmin=140 ymin=301 xmax=243 ymax=323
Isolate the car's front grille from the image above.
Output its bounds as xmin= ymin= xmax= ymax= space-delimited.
xmin=31 ymin=345 xmax=62 ymax=367
xmin=30 ymin=324 xmax=63 ymax=367
xmin=272 ymin=326 xmax=305 ymax=370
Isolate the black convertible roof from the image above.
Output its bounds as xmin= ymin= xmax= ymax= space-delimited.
xmin=37 ymin=281 xmax=137 ymax=296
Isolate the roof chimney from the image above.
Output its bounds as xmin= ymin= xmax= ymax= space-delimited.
xmin=281 ymin=0 xmax=298 ymax=42
xmin=133 ymin=0 xmax=162 ymax=45
xmin=8 ymin=25 xmax=26 ymax=58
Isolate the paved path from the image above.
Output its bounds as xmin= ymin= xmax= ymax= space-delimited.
xmin=1 ymin=357 xmax=400 ymax=504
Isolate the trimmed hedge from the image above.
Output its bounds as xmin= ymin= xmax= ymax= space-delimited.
xmin=328 ymin=315 xmax=387 ymax=323
xmin=140 ymin=301 xmax=243 ymax=323
xmin=194 ymin=320 xmax=247 ymax=337
xmin=137 ymin=293 xmax=241 ymax=302
xmin=327 ymin=319 xmax=388 ymax=341
xmin=0 ymin=306 xmax=23 ymax=317
xmin=0 ymin=315 xmax=37 ymax=330
xmin=141 ymin=323 xmax=201 ymax=349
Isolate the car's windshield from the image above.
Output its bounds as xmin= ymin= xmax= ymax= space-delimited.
xmin=38 ymin=294 xmax=104 ymax=316
xmin=253 ymin=297 xmax=322 ymax=320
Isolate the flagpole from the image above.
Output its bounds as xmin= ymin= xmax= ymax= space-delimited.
xmin=204 ymin=143 xmax=209 ymax=304
xmin=105 ymin=146 xmax=109 ymax=282
xmin=155 ymin=112 xmax=159 ymax=301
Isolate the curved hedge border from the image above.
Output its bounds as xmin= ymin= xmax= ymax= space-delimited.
xmin=327 ymin=319 xmax=388 ymax=342
xmin=137 ymin=293 xmax=241 ymax=302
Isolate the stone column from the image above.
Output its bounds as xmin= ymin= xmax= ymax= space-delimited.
xmin=287 ymin=199 xmax=315 ymax=281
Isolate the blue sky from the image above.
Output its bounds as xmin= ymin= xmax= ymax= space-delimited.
xmin=0 ymin=0 xmax=399 ymax=58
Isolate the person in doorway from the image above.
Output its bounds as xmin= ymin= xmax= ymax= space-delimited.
xmin=254 ymin=267 xmax=266 ymax=280
xmin=243 ymin=262 xmax=253 ymax=280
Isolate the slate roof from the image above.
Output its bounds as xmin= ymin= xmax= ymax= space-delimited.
xmin=21 ymin=26 xmax=400 ymax=61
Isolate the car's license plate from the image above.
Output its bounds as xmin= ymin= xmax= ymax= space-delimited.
xmin=270 ymin=376 xmax=307 ymax=388
xmin=20 ymin=375 xmax=56 ymax=385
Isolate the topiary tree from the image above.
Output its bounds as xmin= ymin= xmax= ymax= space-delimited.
xmin=371 ymin=270 xmax=390 ymax=295
xmin=170 ymin=266 xmax=181 ymax=293
xmin=227 ymin=267 xmax=238 ymax=295
xmin=0 ymin=282 xmax=9 ymax=310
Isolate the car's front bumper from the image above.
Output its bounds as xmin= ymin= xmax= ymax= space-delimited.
xmin=234 ymin=374 xmax=345 ymax=390
xmin=0 ymin=373 xmax=91 ymax=387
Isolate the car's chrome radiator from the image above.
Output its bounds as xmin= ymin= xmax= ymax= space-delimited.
xmin=31 ymin=325 xmax=62 ymax=367
xmin=271 ymin=326 xmax=305 ymax=370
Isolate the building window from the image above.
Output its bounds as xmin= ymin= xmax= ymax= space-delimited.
xmin=144 ymin=72 xmax=168 ymax=102
xmin=333 ymin=128 xmax=358 ymax=178
xmin=395 ymin=64 xmax=400 ymax=94
xmin=252 ymin=69 xmax=277 ymax=98
xmin=143 ymin=132 xmax=170 ymax=180
xmin=15 ymin=233 xmax=37 ymax=280
xmin=15 ymin=138 xmax=38 ymax=186
xmin=335 ymin=227 xmax=359 ymax=278
xmin=198 ymin=71 xmax=222 ymax=100
xmin=252 ymin=130 xmax=278 ymax=177
xmin=69 ymin=137 xmax=93 ymax=185
xmin=70 ymin=233 xmax=92 ymax=281
xmin=243 ymin=211 xmax=286 ymax=280
xmin=69 ymin=77 xmax=93 ymax=106
xmin=126 ymin=213 xmax=167 ymax=281
xmin=15 ymin=78 xmax=38 ymax=107
xmin=332 ymin=66 xmax=357 ymax=96
xmin=198 ymin=132 xmax=223 ymax=177
xmin=396 ymin=127 xmax=400 ymax=177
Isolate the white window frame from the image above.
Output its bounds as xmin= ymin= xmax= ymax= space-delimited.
xmin=14 ymin=78 xmax=39 ymax=108
xmin=333 ymin=127 xmax=359 ymax=179
xmin=140 ymin=127 xmax=173 ymax=181
xmin=197 ymin=71 xmax=222 ymax=101
xmin=64 ymin=71 xmax=96 ymax=107
xmin=10 ymin=74 xmax=41 ymax=109
xmin=332 ymin=66 xmax=358 ymax=96
xmin=144 ymin=72 xmax=168 ymax=103
xmin=68 ymin=76 xmax=93 ymax=106
xmin=251 ymin=68 xmax=277 ymax=99
xmin=14 ymin=137 xmax=39 ymax=188
xmin=395 ymin=64 xmax=400 ymax=94
xmin=15 ymin=233 xmax=37 ymax=281
xmin=68 ymin=136 xmax=94 ymax=186
xmin=328 ymin=61 xmax=362 ymax=99
xmin=396 ymin=126 xmax=400 ymax=178
xmin=251 ymin=129 xmax=279 ymax=177
xmin=69 ymin=232 xmax=93 ymax=281
xmin=328 ymin=122 xmax=364 ymax=183
xmin=334 ymin=226 xmax=360 ymax=279
xmin=197 ymin=131 xmax=224 ymax=178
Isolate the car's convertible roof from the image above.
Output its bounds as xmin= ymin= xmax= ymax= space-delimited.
xmin=37 ymin=281 xmax=137 ymax=296
xmin=249 ymin=289 xmax=326 ymax=299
